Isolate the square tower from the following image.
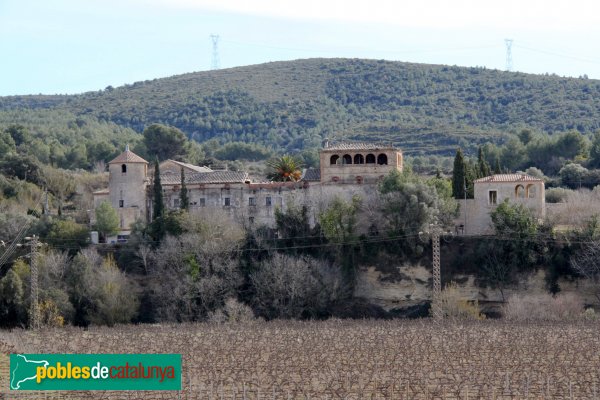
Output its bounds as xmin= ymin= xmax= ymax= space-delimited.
xmin=319 ymin=141 xmax=403 ymax=184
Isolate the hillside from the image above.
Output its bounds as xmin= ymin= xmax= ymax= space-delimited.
xmin=2 ymin=58 xmax=600 ymax=157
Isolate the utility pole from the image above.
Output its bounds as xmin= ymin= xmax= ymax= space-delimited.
xmin=43 ymin=188 xmax=49 ymax=215
xmin=505 ymin=39 xmax=513 ymax=72
xmin=430 ymin=224 xmax=442 ymax=320
xmin=463 ymin=176 xmax=467 ymax=235
xmin=421 ymin=221 xmax=444 ymax=320
xmin=19 ymin=235 xmax=41 ymax=329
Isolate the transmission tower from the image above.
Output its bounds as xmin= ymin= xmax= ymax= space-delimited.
xmin=431 ymin=226 xmax=442 ymax=321
xmin=420 ymin=221 xmax=443 ymax=320
xmin=18 ymin=235 xmax=41 ymax=329
xmin=505 ymin=39 xmax=513 ymax=72
xmin=210 ymin=34 xmax=220 ymax=70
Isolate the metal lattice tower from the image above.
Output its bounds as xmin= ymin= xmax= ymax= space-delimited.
xmin=210 ymin=34 xmax=220 ymax=70
xmin=27 ymin=235 xmax=41 ymax=330
xmin=431 ymin=228 xmax=442 ymax=320
xmin=505 ymin=39 xmax=513 ymax=72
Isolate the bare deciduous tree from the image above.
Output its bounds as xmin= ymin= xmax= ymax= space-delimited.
xmin=250 ymin=254 xmax=346 ymax=319
xmin=571 ymin=240 xmax=600 ymax=302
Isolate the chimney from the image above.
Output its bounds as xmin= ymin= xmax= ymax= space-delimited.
xmin=322 ymin=138 xmax=330 ymax=149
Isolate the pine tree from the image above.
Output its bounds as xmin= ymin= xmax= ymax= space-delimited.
xmin=180 ymin=167 xmax=189 ymax=210
xmin=452 ymin=148 xmax=466 ymax=199
xmin=477 ymin=147 xmax=491 ymax=178
xmin=152 ymin=158 xmax=164 ymax=220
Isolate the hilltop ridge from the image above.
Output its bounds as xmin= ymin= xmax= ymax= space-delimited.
xmin=2 ymin=58 xmax=600 ymax=156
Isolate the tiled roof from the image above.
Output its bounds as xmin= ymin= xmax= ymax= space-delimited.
xmin=474 ymin=174 xmax=543 ymax=183
xmin=323 ymin=142 xmax=396 ymax=151
xmin=161 ymin=171 xmax=250 ymax=185
xmin=164 ymin=160 xmax=212 ymax=173
xmin=301 ymin=168 xmax=321 ymax=181
xmin=108 ymin=149 xmax=148 ymax=164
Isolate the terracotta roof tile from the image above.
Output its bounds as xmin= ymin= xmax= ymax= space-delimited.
xmin=301 ymin=168 xmax=321 ymax=181
xmin=161 ymin=171 xmax=249 ymax=185
xmin=162 ymin=160 xmax=212 ymax=173
xmin=108 ymin=149 xmax=148 ymax=164
xmin=323 ymin=142 xmax=397 ymax=151
xmin=474 ymin=174 xmax=543 ymax=183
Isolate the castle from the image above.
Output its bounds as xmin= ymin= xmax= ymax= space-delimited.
xmin=93 ymin=142 xmax=544 ymax=242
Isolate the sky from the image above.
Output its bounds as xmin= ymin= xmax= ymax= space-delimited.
xmin=2 ymin=0 xmax=600 ymax=95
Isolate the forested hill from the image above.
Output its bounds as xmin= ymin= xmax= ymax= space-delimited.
xmin=2 ymin=58 xmax=600 ymax=156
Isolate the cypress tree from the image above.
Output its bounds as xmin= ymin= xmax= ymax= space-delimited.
xmin=452 ymin=148 xmax=466 ymax=199
xmin=180 ymin=167 xmax=189 ymax=210
xmin=494 ymin=156 xmax=502 ymax=174
xmin=477 ymin=147 xmax=491 ymax=178
xmin=152 ymin=158 xmax=164 ymax=220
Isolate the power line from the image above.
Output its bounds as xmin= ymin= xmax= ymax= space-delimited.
xmin=514 ymin=43 xmax=600 ymax=66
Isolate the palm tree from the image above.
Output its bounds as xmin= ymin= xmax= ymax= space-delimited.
xmin=266 ymin=155 xmax=303 ymax=182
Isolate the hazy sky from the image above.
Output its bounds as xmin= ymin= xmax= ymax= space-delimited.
xmin=2 ymin=0 xmax=600 ymax=95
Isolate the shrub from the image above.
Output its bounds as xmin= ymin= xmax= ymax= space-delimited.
xmin=503 ymin=293 xmax=585 ymax=322
xmin=207 ymin=298 xmax=256 ymax=323
xmin=437 ymin=282 xmax=485 ymax=320
xmin=545 ymin=187 xmax=572 ymax=203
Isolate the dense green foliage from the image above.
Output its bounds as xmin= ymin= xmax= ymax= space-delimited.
xmin=3 ymin=59 xmax=600 ymax=158
xmin=266 ymin=155 xmax=303 ymax=182
xmin=0 ymin=110 xmax=140 ymax=169
xmin=95 ymin=201 xmax=119 ymax=241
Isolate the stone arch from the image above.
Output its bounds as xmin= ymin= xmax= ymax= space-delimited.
xmin=366 ymin=154 xmax=376 ymax=164
xmin=330 ymin=155 xmax=339 ymax=165
xmin=526 ymin=184 xmax=536 ymax=198
xmin=354 ymin=154 xmax=364 ymax=164
xmin=377 ymin=154 xmax=388 ymax=165
xmin=342 ymin=154 xmax=352 ymax=164
xmin=121 ymin=164 xmax=127 ymax=173
xmin=515 ymin=184 xmax=525 ymax=198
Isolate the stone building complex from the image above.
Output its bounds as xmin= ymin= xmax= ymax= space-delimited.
xmin=93 ymin=142 xmax=544 ymax=242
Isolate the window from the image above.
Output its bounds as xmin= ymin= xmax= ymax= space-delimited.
xmin=266 ymin=196 xmax=272 ymax=206
xmin=119 ymin=200 xmax=124 ymax=208
xmin=173 ymin=198 xmax=180 ymax=208
xmin=199 ymin=198 xmax=206 ymax=207
xmin=366 ymin=154 xmax=376 ymax=164
xmin=330 ymin=155 xmax=339 ymax=165
xmin=224 ymin=197 xmax=231 ymax=206
xmin=377 ymin=154 xmax=388 ymax=165
xmin=354 ymin=154 xmax=364 ymax=164
xmin=489 ymin=190 xmax=498 ymax=205
xmin=117 ymin=235 xmax=129 ymax=243
xmin=342 ymin=154 xmax=352 ymax=164
xmin=249 ymin=197 xmax=256 ymax=206
xmin=121 ymin=164 xmax=127 ymax=173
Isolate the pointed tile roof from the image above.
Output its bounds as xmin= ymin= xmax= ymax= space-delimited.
xmin=108 ymin=145 xmax=148 ymax=164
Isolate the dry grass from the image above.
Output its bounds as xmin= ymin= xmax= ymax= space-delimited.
xmin=2 ymin=319 xmax=600 ymax=399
